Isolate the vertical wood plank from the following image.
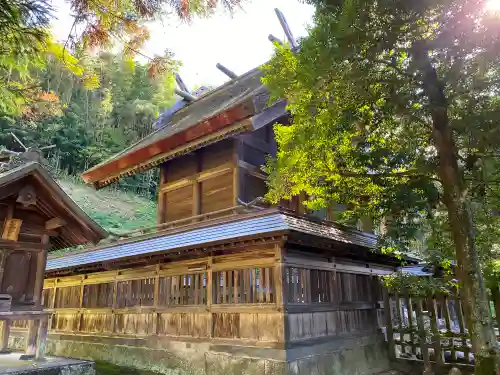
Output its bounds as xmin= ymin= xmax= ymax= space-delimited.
xmin=0 ymin=321 xmax=10 ymax=352
xmin=25 ymin=320 xmax=40 ymax=357
xmin=455 ymin=297 xmax=469 ymax=360
xmin=232 ymin=141 xmax=239 ymax=205
xmin=405 ymin=295 xmax=416 ymax=355
xmin=194 ymin=273 xmax=200 ymax=305
xmin=415 ymin=298 xmax=431 ymax=371
xmin=258 ymin=268 xmax=264 ymax=303
xmin=233 ymin=270 xmax=239 ymax=304
xmin=0 ymin=251 xmax=8 ymax=292
xmin=35 ymin=316 xmax=49 ymax=360
xmin=244 ymin=269 xmax=250 ymax=303
xmin=265 ymin=268 xmax=271 ymax=303
xmin=395 ymin=293 xmax=404 ymax=355
xmin=222 ymin=271 xmax=227 ymax=304
xmin=192 ymin=182 xmax=201 ymax=217
xmin=428 ymin=296 xmax=443 ymax=366
xmin=274 ymin=244 xmax=285 ymax=310
xmin=206 ymin=257 xmax=213 ymax=310
xmin=441 ymin=295 xmax=455 ymax=361
xmin=158 ymin=166 xmax=167 ymax=223
xmin=383 ymin=288 xmax=395 ymax=360
xmin=251 ymin=268 xmax=256 ymax=303
xmin=304 ymin=269 xmax=311 ymax=304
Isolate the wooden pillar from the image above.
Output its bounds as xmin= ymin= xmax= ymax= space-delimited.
xmin=232 ymin=141 xmax=240 ymax=206
xmin=0 ymin=250 xmax=10 ymax=292
xmin=22 ymin=319 xmax=40 ymax=359
xmin=383 ymin=288 xmax=396 ymax=360
xmin=274 ymin=244 xmax=285 ymax=309
xmin=207 ymin=256 xmax=213 ymax=338
xmin=0 ymin=321 xmax=10 ymax=353
xmin=158 ymin=165 xmax=167 ymax=224
xmin=33 ymin=235 xmax=49 ymax=308
xmin=35 ymin=316 xmax=49 ymax=360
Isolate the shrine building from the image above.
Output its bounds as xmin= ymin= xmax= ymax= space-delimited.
xmin=9 ymin=68 xmax=405 ymax=375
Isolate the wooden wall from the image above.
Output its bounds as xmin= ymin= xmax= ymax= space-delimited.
xmin=157 ymin=139 xmax=237 ymax=224
xmin=28 ymin=247 xmax=389 ymax=349
xmin=37 ymin=246 xmax=286 ymax=346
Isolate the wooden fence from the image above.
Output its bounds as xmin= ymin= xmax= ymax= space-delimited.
xmin=384 ymin=290 xmax=500 ymax=366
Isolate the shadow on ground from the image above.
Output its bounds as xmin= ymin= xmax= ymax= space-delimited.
xmin=95 ymin=361 xmax=162 ymax=375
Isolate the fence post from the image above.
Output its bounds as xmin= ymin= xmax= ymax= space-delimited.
xmin=415 ymin=298 xmax=432 ymax=372
xmin=428 ymin=296 xmax=444 ymax=367
xmin=383 ymin=288 xmax=396 ymax=360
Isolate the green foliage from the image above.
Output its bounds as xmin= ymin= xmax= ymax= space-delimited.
xmin=263 ymin=0 xmax=500 ymax=365
xmin=381 ymin=272 xmax=456 ymax=297
xmin=262 ymin=0 xmax=500 ymax=266
xmin=0 ymin=52 xmax=174 ymax=197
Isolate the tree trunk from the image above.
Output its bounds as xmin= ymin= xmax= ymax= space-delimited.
xmin=414 ymin=44 xmax=499 ymax=375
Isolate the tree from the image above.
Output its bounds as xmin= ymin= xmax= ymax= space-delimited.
xmin=262 ymin=0 xmax=500 ymax=373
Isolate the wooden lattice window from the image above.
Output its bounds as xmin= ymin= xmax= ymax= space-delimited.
xmin=116 ymin=278 xmax=155 ymax=308
xmin=285 ymin=267 xmax=308 ymax=304
xmin=213 ymin=268 xmax=275 ymax=304
xmin=42 ymin=288 xmax=54 ymax=308
xmin=310 ymin=269 xmax=335 ymax=304
xmin=54 ymin=286 xmax=81 ymax=308
xmin=157 ymin=273 xmax=206 ymax=306
xmin=82 ymin=283 xmax=114 ymax=308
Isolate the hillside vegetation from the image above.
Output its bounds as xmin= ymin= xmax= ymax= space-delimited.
xmin=58 ymin=177 xmax=157 ymax=234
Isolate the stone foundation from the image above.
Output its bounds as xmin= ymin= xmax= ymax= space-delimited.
xmin=0 ymin=352 xmax=94 ymax=375
xmin=9 ymin=332 xmax=390 ymax=375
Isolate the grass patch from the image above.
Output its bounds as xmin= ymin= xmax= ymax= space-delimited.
xmin=95 ymin=360 xmax=162 ymax=375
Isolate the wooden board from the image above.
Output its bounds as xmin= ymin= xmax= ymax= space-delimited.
xmin=2 ymin=219 xmax=22 ymax=241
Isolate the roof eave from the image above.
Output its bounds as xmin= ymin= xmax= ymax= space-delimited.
xmin=82 ymin=102 xmax=255 ymax=188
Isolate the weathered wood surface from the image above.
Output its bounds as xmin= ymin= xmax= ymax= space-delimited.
xmin=36 ymin=250 xmax=388 ymax=350
xmin=385 ymin=291 xmax=500 ymax=367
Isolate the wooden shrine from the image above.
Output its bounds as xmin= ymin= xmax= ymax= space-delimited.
xmin=0 ymin=159 xmax=106 ymax=361
xmin=21 ymin=65 xmax=411 ymax=375
xmin=6 ymin=10 xmax=413 ymax=374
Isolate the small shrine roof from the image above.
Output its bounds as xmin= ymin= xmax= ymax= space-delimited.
xmin=0 ymin=162 xmax=107 ymax=250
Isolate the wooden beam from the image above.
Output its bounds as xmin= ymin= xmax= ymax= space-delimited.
xmin=237 ymin=160 xmax=266 ymax=180
xmin=237 ymin=134 xmax=272 ymax=154
xmin=160 ymin=162 xmax=233 ymax=193
xmin=45 ymin=218 xmax=66 ymax=230
xmin=0 ymin=240 xmax=47 ymax=252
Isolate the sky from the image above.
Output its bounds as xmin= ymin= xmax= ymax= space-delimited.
xmin=51 ymin=0 xmax=315 ymax=88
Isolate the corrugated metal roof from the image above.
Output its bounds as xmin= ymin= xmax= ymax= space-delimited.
xmin=46 ymin=212 xmax=377 ymax=272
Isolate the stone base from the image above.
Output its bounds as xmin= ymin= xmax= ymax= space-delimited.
xmin=0 ymin=352 xmax=94 ymax=375
xmin=9 ymin=333 xmax=391 ymax=375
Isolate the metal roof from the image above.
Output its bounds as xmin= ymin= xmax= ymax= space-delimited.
xmin=399 ymin=265 xmax=433 ymax=276
xmin=47 ymin=212 xmax=377 ymax=271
